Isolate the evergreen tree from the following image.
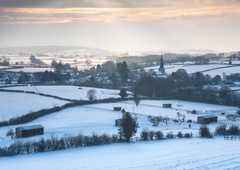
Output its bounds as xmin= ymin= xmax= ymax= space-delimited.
xmin=119 ymin=89 xmax=128 ymax=98
xmin=109 ymin=73 xmax=119 ymax=88
xmin=118 ymin=112 xmax=138 ymax=142
xmin=133 ymin=88 xmax=141 ymax=106
xmin=120 ymin=61 xmax=129 ymax=84
xmin=96 ymin=64 xmax=102 ymax=73
xmin=199 ymin=125 xmax=212 ymax=138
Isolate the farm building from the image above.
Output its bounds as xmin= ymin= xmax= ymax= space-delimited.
xmin=162 ymin=103 xmax=172 ymax=108
xmin=197 ymin=115 xmax=218 ymax=124
xmin=113 ymin=107 xmax=121 ymax=111
xmin=16 ymin=124 xmax=44 ymax=138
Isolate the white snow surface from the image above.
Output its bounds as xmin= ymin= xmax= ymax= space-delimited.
xmin=1 ymin=86 xmax=240 ymax=169
xmin=0 ymin=92 xmax=69 ymax=120
xmin=3 ymin=85 xmax=123 ymax=100
xmin=5 ymin=67 xmax=54 ymax=73
xmin=0 ymin=100 xmax=238 ymax=147
xmin=145 ymin=64 xmax=240 ymax=77
xmin=0 ymin=138 xmax=239 ymax=170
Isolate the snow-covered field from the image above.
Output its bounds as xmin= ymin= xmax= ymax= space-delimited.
xmin=2 ymin=55 xmax=108 ymax=71
xmin=3 ymin=85 xmax=124 ymax=100
xmin=0 ymin=92 xmax=69 ymax=120
xmin=5 ymin=67 xmax=54 ymax=73
xmin=0 ymin=138 xmax=239 ymax=170
xmin=145 ymin=64 xmax=240 ymax=77
xmin=0 ymin=99 xmax=238 ymax=147
xmin=1 ymin=86 xmax=240 ymax=169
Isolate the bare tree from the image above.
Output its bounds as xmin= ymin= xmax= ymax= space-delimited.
xmin=6 ymin=128 xmax=15 ymax=139
xmin=85 ymin=60 xmax=92 ymax=66
xmin=87 ymin=89 xmax=97 ymax=102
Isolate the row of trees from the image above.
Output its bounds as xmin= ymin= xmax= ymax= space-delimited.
xmin=1 ymin=133 xmax=119 ymax=156
xmin=199 ymin=124 xmax=240 ymax=138
xmin=135 ymin=70 xmax=240 ymax=106
xmin=82 ymin=61 xmax=130 ymax=88
xmin=215 ymin=124 xmax=240 ymax=136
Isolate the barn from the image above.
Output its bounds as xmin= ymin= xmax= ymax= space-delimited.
xmin=113 ymin=107 xmax=121 ymax=111
xmin=162 ymin=103 xmax=172 ymax=108
xmin=197 ymin=115 xmax=218 ymax=124
xmin=16 ymin=124 xmax=44 ymax=138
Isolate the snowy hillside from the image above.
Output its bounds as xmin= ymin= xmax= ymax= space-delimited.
xmin=3 ymin=85 xmax=124 ymax=100
xmin=145 ymin=64 xmax=240 ymax=77
xmin=0 ymin=138 xmax=239 ymax=170
xmin=0 ymin=92 xmax=69 ymax=120
xmin=0 ymin=99 xmax=238 ymax=147
xmin=0 ymin=86 xmax=240 ymax=170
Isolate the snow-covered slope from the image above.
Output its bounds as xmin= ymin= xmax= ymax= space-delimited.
xmin=0 ymin=138 xmax=239 ymax=170
xmin=3 ymin=85 xmax=123 ymax=100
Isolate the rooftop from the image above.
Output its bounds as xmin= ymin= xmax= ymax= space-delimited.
xmin=16 ymin=124 xmax=43 ymax=130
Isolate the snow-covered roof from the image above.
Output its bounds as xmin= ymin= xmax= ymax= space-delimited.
xmin=197 ymin=115 xmax=217 ymax=119
xmin=233 ymin=82 xmax=240 ymax=86
xmin=16 ymin=124 xmax=44 ymax=131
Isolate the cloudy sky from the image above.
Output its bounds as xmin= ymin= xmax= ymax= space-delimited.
xmin=0 ymin=0 xmax=240 ymax=52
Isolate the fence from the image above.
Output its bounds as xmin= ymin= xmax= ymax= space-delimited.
xmin=121 ymin=101 xmax=238 ymax=116
xmin=224 ymin=135 xmax=240 ymax=140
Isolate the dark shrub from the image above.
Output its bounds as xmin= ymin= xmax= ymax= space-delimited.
xmin=111 ymin=134 xmax=119 ymax=143
xmin=149 ymin=130 xmax=155 ymax=140
xmin=155 ymin=131 xmax=163 ymax=140
xmin=184 ymin=133 xmax=191 ymax=138
xmin=192 ymin=110 xmax=197 ymax=114
xmin=215 ymin=124 xmax=227 ymax=135
xmin=100 ymin=133 xmax=112 ymax=144
xmin=228 ymin=125 xmax=239 ymax=135
xmin=199 ymin=125 xmax=212 ymax=138
xmin=75 ymin=134 xmax=84 ymax=147
xmin=90 ymin=133 xmax=101 ymax=145
xmin=141 ymin=129 xmax=149 ymax=141
xmin=177 ymin=132 xmax=183 ymax=138
xmin=166 ymin=132 xmax=174 ymax=139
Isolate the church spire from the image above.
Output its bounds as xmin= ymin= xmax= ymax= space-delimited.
xmin=159 ymin=55 xmax=165 ymax=73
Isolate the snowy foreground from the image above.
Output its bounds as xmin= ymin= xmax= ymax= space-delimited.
xmin=1 ymin=86 xmax=240 ymax=169
xmin=0 ymin=138 xmax=239 ymax=170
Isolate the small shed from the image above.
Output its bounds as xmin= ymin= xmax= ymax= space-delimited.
xmin=163 ymin=103 xmax=172 ymax=108
xmin=113 ymin=107 xmax=121 ymax=111
xmin=197 ymin=115 xmax=218 ymax=124
xmin=16 ymin=124 xmax=44 ymax=138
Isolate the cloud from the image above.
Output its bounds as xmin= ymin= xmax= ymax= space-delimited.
xmin=0 ymin=0 xmax=239 ymax=24
xmin=0 ymin=0 xmax=240 ymax=8
xmin=1 ymin=5 xmax=240 ymax=24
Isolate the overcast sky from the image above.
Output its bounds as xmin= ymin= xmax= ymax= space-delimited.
xmin=0 ymin=0 xmax=240 ymax=52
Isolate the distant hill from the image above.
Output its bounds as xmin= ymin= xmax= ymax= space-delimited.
xmin=0 ymin=46 xmax=112 ymax=56
xmin=115 ymin=53 xmax=196 ymax=63
xmin=0 ymin=46 xmax=238 ymax=61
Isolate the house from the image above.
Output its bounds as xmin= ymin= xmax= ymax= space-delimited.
xmin=233 ymin=82 xmax=240 ymax=87
xmin=197 ymin=115 xmax=218 ymax=124
xmin=16 ymin=124 xmax=44 ymax=138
